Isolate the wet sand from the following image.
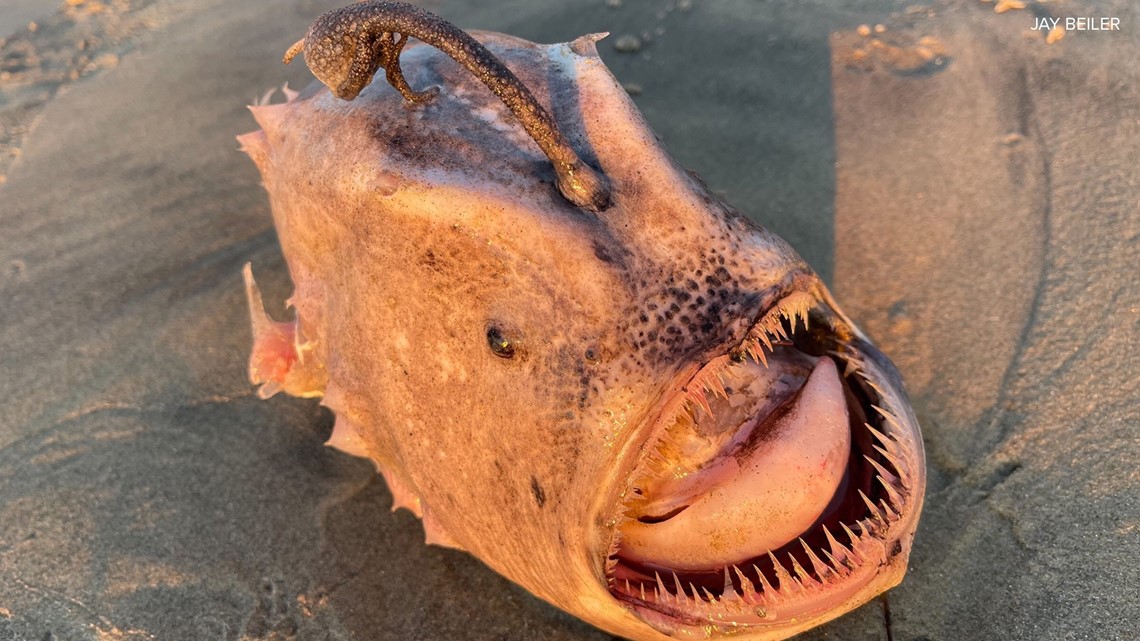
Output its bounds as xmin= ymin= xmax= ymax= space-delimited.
xmin=1 ymin=1 xmax=1137 ymax=639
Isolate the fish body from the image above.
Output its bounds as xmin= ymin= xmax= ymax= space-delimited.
xmin=239 ymin=12 xmax=925 ymax=640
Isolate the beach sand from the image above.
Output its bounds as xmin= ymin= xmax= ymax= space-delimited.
xmin=0 ymin=0 xmax=1136 ymax=639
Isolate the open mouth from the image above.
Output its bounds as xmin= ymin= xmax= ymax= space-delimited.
xmin=605 ymin=289 xmax=922 ymax=632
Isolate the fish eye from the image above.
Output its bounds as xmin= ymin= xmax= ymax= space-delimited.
xmin=486 ymin=325 xmax=519 ymax=359
xmin=584 ymin=347 xmax=600 ymax=364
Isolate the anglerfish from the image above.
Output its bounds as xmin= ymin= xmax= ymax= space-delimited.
xmin=237 ymin=2 xmax=926 ymax=639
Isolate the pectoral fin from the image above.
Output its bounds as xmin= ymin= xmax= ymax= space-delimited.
xmin=243 ymin=263 xmax=326 ymax=399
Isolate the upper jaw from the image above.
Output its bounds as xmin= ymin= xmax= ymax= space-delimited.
xmin=596 ymin=280 xmax=926 ymax=637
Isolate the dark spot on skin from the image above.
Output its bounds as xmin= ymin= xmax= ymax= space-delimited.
xmin=530 ymin=476 xmax=546 ymax=508
xmin=888 ymin=300 xmax=908 ymax=320
xmin=891 ymin=540 xmax=903 ymax=557
xmin=584 ymin=347 xmax=600 ymax=364
xmin=593 ymin=242 xmax=615 ymax=264
xmin=486 ymin=324 xmax=519 ymax=358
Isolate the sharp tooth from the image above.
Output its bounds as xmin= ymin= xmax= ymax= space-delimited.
xmin=767 ymin=552 xmax=797 ymax=593
xmin=688 ymin=389 xmax=713 ymax=418
xmin=706 ymin=372 xmax=728 ymax=399
xmin=876 ymin=473 xmax=905 ymax=506
xmin=772 ymin=322 xmax=788 ymax=341
xmin=872 ymin=444 xmax=907 ymax=477
xmin=864 ymin=422 xmax=894 ymax=447
xmin=871 ymin=404 xmax=904 ymax=433
xmin=624 ymin=579 xmax=632 ymax=594
xmin=655 ymin=572 xmax=669 ymax=601
xmin=786 ymin=309 xmax=801 ymax=334
xmin=799 ymin=538 xmax=832 ymax=580
xmin=640 ymin=582 xmax=647 ymax=602
xmin=865 ymin=455 xmax=901 ymax=486
xmin=840 ymin=523 xmax=866 ymax=564
xmin=732 ymin=565 xmax=758 ymax=603
xmin=865 ymin=379 xmax=886 ymax=397
xmin=880 ymin=498 xmax=900 ymax=522
xmin=746 ymin=341 xmax=768 ymax=367
xmin=752 ymin=564 xmax=778 ymax=601
xmin=757 ymin=331 xmax=774 ymax=352
xmin=821 ymin=548 xmax=848 ymax=577
xmin=673 ymin=572 xmax=686 ymax=601
xmin=822 ymin=525 xmax=849 ymax=563
xmin=698 ymin=584 xmax=717 ymax=604
xmin=680 ymin=403 xmax=698 ymax=423
xmin=858 ymin=490 xmax=884 ymax=523
xmin=857 ymin=517 xmax=878 ymax=538
xmin=789 ymin=555 xmax=818 ymax=587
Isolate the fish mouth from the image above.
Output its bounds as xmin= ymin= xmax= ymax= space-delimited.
xmin=605 ymin=284 xmax=925 ymax=636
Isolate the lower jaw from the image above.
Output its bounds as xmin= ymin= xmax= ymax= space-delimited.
xmin=617 ymin=537 xmax=896 ymax=632
xmin=602 ymin=293 xmax=920 ymax=633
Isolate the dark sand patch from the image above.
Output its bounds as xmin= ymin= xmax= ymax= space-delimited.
xmin=1 ymin=0 xmax=1136 ymax=640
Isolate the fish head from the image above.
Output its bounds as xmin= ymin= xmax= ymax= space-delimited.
xmin=239 ymin=30 xmax=925 ymax=641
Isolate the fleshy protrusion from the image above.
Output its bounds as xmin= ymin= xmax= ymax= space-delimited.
xmin=570 ymin=32 xmax=608 ymax=58
xmin=243 ymin=263 xmax=326 ymax=399
xmin=248 ymin=102 xmax=290 ymax=145
xmin=422 ymin=508 xmax=464 ymax=551
xmin=236 ymin=130 xmax=270 ymax=176
xmin=379 ymin=466 xmax=424 ymax=518
xmin=327 ymin=414 xmax=371 ymax=459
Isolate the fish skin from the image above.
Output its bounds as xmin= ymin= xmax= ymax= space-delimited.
xmin=239 ymin=26 xmax=924 ymax=641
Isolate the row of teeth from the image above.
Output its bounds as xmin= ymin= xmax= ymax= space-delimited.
xmin=729 ymin=291 xmax=816 ymax=368
xmin=623 ymin=293 xmax=821 ymax=494
xmin=611 ymin=418 xmax=910 ymax=611
xmin=608 ymin=295 xmax=915 ymax=615
xmin=614 ymin=517 xmax=876 ymax=617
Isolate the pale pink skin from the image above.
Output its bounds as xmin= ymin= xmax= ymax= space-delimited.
xmin=239 ymin=27 xmax=925 ymax=641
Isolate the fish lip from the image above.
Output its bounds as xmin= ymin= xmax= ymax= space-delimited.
xmin=598 ymin=279 xmax=926 ymax=636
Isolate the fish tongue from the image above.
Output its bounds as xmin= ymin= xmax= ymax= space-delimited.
xmin=619 ymin=357 xmax=851 ymax=572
